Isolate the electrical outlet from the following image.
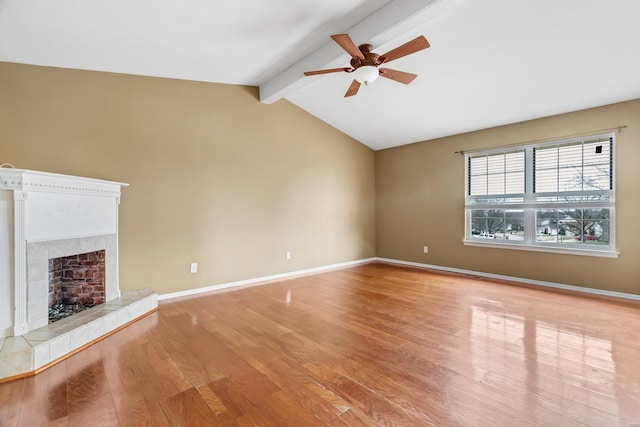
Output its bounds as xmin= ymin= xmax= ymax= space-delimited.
xmin=423 ymin=246 xmax=429 ymax=254
xmin=190 ymin=262 xmax=198 ymax=273
xmin=286 ymin=251 xmax=291 ymax=260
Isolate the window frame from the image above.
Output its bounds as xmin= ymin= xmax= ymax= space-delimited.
xmin=463 ymin=133 xmax=618 ymax=258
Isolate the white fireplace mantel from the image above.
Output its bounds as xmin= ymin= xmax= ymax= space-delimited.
xmin=0 ymin=169 xmax=127 ymax=196
xmin=0 ymin=169 xmax=129 ymax=337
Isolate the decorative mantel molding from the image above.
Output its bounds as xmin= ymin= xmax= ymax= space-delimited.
xmin=12 ymin=193 xmax=27 ymax=336
xmin=0 ymin=169 xmax=128 ymax=198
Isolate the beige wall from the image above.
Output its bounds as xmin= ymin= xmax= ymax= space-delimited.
xmin=3 ymin=61 xmax=638 ymax=297
xmin=0 ymin=62 xmax=376 ymax=295
xmin=376 ymin=99 xmax=640 ymax=295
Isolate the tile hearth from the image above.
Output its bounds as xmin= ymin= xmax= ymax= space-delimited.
xmin=0 ymin=288 xmax=157 ymax=381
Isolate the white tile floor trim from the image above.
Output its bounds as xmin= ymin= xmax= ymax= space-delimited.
xmin=0 ymin=288 xmax=158 ymax=381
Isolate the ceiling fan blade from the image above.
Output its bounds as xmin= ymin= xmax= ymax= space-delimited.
xmin=304 ymin=67 xmax=352 ymax=76
xmin=379 ymin=68 xmax=418 ymax=85
xmin=380 ymin=35 xmax=430 ymax=63
xmin=344 ymin=80 xmax=361 ymax=97
xmin=331 ymin=34 xmax=365 ymax=60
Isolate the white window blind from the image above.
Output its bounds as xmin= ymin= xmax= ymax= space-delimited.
xmin=467 ymin=150 xmax=525 ymax=207
xmin=534 ymin=137 xmax=613 ymax=206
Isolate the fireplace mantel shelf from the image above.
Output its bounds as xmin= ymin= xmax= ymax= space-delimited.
xmin=0 ymin=169 xmax=129 ymax=196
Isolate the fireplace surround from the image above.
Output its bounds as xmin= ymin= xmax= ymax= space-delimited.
xmin=0 ymin=169 xmax=158 ymax=381
xmin=25 ymin=235 xmax=117 ymax=331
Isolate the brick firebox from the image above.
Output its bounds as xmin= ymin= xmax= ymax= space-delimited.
xmin=48 ymin=250 xmax=106 ymax=307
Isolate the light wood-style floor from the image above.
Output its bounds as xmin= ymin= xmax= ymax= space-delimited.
xmin=1 ymin=262 xmax=639 ymax=426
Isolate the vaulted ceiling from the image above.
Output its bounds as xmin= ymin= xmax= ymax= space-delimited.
xmin=2 ymin=0 xmax=639 ymax=150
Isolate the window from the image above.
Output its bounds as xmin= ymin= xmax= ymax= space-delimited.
xmin=464 ymin=134 xmax=616 ymax=257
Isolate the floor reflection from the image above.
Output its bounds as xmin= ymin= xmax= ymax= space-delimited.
xmin=468 ymin=304 xmax=629 ymax=423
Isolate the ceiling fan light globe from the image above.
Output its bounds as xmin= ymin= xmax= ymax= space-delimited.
xmin=354 ymin=65 xmax=379 ymax=84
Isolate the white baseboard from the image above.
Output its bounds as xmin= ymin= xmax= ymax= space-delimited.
xmin=159 ymin=256 xmax=639 ymax=302
xmin=375 ymin=257 xmax=640 ymax=301
xmin=158 ymin=257 xmax=377 ymax=301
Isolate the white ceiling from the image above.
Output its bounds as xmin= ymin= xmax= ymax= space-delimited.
xmin=2 ymin=0 xmax=640 ymax=150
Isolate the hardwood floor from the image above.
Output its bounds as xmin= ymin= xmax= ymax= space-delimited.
xmin=1 ymin=262 xmax=639 ymax=426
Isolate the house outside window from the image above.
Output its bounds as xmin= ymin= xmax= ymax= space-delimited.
xmin=464 ymin=133 xmax=617 ymax=258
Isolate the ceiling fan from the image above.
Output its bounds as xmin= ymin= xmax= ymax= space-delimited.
xmin=304 ymin=34 xmax=430 ymax=97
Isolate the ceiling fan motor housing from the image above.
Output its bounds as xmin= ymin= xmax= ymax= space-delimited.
xmin=349 ymin=44 xmax=384 ymax=70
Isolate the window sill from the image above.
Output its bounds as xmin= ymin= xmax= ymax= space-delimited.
xmin=463 ymin=240 xmax=619 ymax=258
